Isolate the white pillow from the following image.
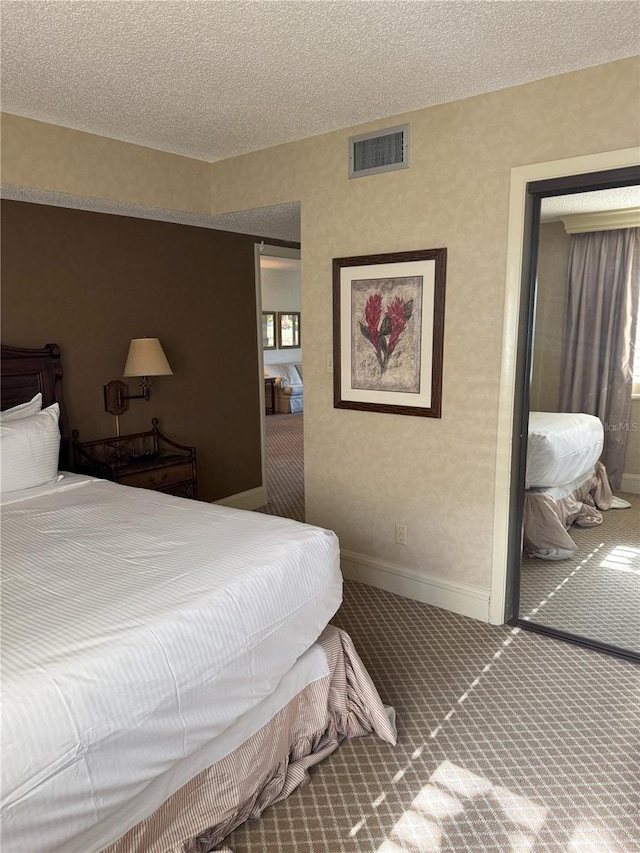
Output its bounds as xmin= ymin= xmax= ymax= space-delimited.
xmin=0 ymin=393 xmax=43 ymax=422
xmin=0 ymin=403 xmax=60 ymax=494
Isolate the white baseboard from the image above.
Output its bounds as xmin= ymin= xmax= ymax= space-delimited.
xmin=340 ymin=550 xmax=491 ymax=623
xmin=620 ymin=473 xmax=640 ymax=495
xmin=214 ymin=486 xmax=267 ymax=511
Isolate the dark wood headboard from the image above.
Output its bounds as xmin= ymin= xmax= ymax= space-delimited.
xmin=1 ymin=343 xmax=70 ymax=468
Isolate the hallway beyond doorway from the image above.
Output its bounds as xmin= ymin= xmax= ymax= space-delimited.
xmin=256 ymin=413 xmax=304 ymax=522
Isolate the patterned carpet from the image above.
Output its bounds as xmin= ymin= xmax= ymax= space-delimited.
xmin=520 ymin=493 xmax=640 ymax=653
xmin=256 ymin=412 xmax=305 ymax=522
xmin=246 ymin=419 xmax=639 ymax=850
xmin=224 ymin=580 xmax=640 ymax=852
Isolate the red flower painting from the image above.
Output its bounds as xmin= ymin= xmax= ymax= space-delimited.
xmin=359 ymin=294 xmax=414 ymax=373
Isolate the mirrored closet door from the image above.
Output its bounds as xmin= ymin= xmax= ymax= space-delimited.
xmin=512 ymin=168 xmax=640 ymax=660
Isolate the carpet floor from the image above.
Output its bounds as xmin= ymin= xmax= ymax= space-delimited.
xmin=224 ymin=579 xmax=640 ymax=852
xmin=256 ymin=412 xmax=305 ymax=523
xmin=520 ymin=492 xmax=640 ymax=653
xmin=247 ymin=416 xmax=639 ymax=851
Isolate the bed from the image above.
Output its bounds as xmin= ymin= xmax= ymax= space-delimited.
xmin=0 ymin=344 xmax=396 ymax=853
xmin=523 ymin=411 xmax=613 ymax=560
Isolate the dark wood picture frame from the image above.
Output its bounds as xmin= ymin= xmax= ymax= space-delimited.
xmin=277 ymin=312 xmax=301 ymax=349
xmin=262 ymin=311 xmax=276 ymax=350
xmin=333 ymin=248 xmax=446 ymax=417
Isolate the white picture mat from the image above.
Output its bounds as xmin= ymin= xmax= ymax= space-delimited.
xmin=340 ymin=259 xmax=435 ymax=407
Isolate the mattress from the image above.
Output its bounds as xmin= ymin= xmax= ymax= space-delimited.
xmin=1 ymin=476 xmax=342 ymax=853
xmin=105 ymin=625 xmax=397 ymax=853
xmin=526 ymin=412 xmax=603 ymax=489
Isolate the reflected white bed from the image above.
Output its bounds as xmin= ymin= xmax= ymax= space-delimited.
xmin=526 ymin=412 xmax=604 ymax=489
xmin=524 ymin=412 xmax=612 ymax=560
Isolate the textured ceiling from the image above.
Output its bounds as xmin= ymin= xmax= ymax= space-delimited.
xmin=1 ymin=1 xmax=638 ymax=163
xmin=540 ymin=187 xmax=640 ymax=221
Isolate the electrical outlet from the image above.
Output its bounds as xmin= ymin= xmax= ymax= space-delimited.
xmin=395 ymin=523 xmax=408 ymax=546
xmin=326 ymin=353 xmax=334 ymax=374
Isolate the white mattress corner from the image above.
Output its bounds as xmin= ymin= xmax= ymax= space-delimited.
xmin=1 ymin=479 xmax=342 ymax=853
xmin=526 ymin=412 xmax=603 ymax=489
xmin=72 ymin=642 xmax=331 ymax=853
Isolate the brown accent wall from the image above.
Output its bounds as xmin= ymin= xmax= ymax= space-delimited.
xmin=1 ymin=200 xmax=262 ymax=502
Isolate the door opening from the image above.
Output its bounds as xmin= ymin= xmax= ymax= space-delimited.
xmin=255 ymin=244 xmax=305 ymax=522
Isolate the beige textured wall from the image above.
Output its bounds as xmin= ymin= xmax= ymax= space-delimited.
xmin=2 ymin=57 xmax=639 ymax=593
xmin=1 ymin=113 xmax=211 ymax=214
xmin=207 ymin=59 xmax=639 ymax=590
xmin=530 ymin=222 xmax=571 ymax=412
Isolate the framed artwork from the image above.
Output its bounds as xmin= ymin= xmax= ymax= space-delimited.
xmin=278 ymin=312 xmax=301 ymax=349
xmin=262 ymin=312 xmax=276 ymax=349
xmin=333 ymin=248 xmax=446 ymax=417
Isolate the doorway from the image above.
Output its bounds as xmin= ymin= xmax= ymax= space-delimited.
xmin=256 ymin=244 xmax=305 ymax=522
xmin=507 ymin=164 xmax=640 ymax=660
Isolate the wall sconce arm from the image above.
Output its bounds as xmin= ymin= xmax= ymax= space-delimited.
xmin=104 ymin=378 xmax=152 ymax=416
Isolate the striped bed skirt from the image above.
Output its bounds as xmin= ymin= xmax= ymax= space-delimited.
xmin=103 ymin=625 xmax=396 ymax=853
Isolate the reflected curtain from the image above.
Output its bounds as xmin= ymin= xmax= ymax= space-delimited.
xmin=559 ymin=227 xmax=640 ymax=490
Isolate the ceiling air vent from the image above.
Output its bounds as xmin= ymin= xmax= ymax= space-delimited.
xmin=349 ymin=124 xmax=409 ymax=179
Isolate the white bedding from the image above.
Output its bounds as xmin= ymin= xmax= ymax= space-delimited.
xmin=1 ymin=476 xmax=342 ymax=853
xmin=526 ymin=412 xmax=603 ymax=489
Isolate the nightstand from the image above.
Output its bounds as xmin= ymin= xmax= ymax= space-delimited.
xmin=72 ymin=418 xmax=197 ymax=499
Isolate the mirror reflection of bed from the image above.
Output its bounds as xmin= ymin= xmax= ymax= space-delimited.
xmin=520 ymin=188 xmax=640 ymax=654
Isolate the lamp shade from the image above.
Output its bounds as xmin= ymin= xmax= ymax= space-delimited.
xmin=123 ymin=338 xmax=173 ymax=377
